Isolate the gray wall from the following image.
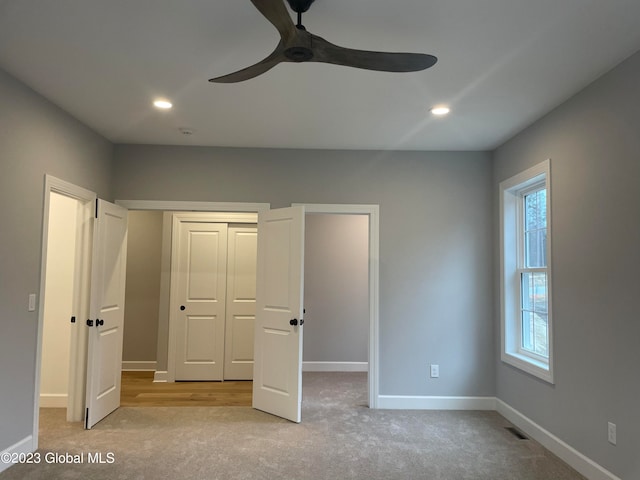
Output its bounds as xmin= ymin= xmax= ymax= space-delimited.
xmin=493 ymin=50 xmax=640 ymax=479
xmin=122 ymin=210 xmax=163 ymax=362
xmin=112 ymin=145 xmax=495 ymax=397
xmin=0 ymin=68 xmax=112 ymax=450
xmin=303 ymin=214 xmax=369 ymax=363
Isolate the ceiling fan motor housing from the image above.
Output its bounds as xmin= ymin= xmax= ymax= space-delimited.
xmin=284 ymin=46 xmax=314 ymax=62
xmin=286 ymin=0 xmax=316 ymax=13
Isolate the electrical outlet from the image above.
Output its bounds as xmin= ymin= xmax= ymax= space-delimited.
xmin=28 ymin=294 xmax=37 ymax=312
xmin=607 ymin=422 xmax=616 ymax=445
xmin=430 ymin=364 xmax=439 ymax=378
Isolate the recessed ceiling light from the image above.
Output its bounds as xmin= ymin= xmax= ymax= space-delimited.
xmin=430 ymin=105 xmax=450 ymax=116
xmin=153 ymin=99 xmax=173 ymax=110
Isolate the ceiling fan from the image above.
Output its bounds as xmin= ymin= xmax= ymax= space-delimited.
xmin=209 ymin=0 xmax=437 ymax=83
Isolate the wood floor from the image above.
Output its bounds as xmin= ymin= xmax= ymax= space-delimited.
xmin=120 ymin=371 xmax=252 ymax=407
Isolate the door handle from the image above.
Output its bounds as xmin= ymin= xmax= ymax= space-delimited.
xmin=96 ymin=319 xmax=104 ymax=327
xmin=289 ymin=318 xmax=304 ymax=326
xmin=180 ymin=305 xmax=186 ymax=311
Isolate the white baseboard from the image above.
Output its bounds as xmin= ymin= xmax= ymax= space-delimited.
xmin=302 ymin=361 xmax=368 ymax=372
xmin=39 ymin=393 xmax=67 ymax=408
xmin=496 ymin=399 xmax=621 ymax=480
xmin=0 ymin=435 xmax=34 ymax=474
xmin=153 ymin=370 xmax=168 ymax=383
xmin=378 ymin=395 xmax=496 ymax=410
xmin=122 ymin=361 xmax=157 ymax=371
xmin=377 ymin=396 xmax=619 ymax=480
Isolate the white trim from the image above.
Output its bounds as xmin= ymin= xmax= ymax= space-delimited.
xmin=121 ymin=361 xmax=157 ymax=371
xmin=501 ymin=351 xmax=552 ymax=382
xmin=45 ymin=175 xmax=96 ymax=203
xmin=295 ymin=204 xmax=380 ymax=409
xmin=39 ymin=394 xmax=68 ymax=408
xmin=378 ymin=395 xmax=496 ymax=410
xmin=0 ymin=435 xmax=35 ymax=474
xmin=153 ymin=370 xmax=169 ymax=383
xmin=496 ymin=400 xmax=621 ymax=480
xmin=303 ymin=361 xmax=368 ymax=372
xmin=499 ymin=159 xmax=554 ymax=384
xmin=161 ymin=211 xmax=258 ymax=224
xmin=294 ymin=204 xmax=376 ymax=215
xmin=115 ymin=200 xmax=270 ymax=213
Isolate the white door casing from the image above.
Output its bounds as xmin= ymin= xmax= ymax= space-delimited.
xmin=85 ymin=200 xmax=128 ymax=429
xmin=35 ymin=176 xmax=95 ymax=441
xmin=253 ymin=206 xmax=305 ymax=423
xmin=116 ymin=200 xmax=378 ymax=409
xmin=172 ymin=221 xmax=228 ymax=381
xmin=224 ymin=226 xmax=258 ymax=380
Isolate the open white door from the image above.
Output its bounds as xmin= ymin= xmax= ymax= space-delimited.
xmin=85 ymin=200 xmax=128 ymax=429
xmin=253 ymin=206 xmax=305 ymax=423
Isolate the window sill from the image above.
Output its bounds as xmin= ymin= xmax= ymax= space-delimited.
xmin=501 ymin=351 xmax=554 ymax=384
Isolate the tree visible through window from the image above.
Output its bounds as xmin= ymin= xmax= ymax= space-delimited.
xmin=520 ymin=187 xmax=548 ymax=357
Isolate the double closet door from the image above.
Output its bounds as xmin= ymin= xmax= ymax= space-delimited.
xmin=171 ymin=217 xmax=257 ymax=381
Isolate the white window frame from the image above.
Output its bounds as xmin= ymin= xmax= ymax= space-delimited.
xmin=500 ymin=159 xmax=554 ymax=383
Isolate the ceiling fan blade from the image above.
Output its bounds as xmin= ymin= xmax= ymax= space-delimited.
xmin=209 ymin=43 xmax=286 ymax=83
xmin=209 ymin=1 xmax=437 ymax=83
xmin=250 ymin=0 xmax=296 ymax=42
xmin=310 ymin=34 xmax=437 ymax=73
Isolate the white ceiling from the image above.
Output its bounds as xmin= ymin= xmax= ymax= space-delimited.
xmin=1 ymin=0 xmax=639 ymax=151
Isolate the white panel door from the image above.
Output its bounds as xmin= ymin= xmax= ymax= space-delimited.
xmin=85 ymin=200 xmax=128 ymax=429
xmin=173 ymin=221 xmax=228 ymax=381
xmin=253 ymin=206 xmax=305 ymax=423
xmin=224 ymin=226 xmax=258 ymax=380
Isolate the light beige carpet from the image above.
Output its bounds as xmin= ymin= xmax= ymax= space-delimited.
xmin=1 ymin=373 xmax=586 ymax=479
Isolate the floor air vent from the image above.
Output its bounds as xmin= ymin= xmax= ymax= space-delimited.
xmin=505 ymin=426 xmax=529 ymax=440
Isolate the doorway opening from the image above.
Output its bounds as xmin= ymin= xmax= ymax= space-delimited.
xmin=118 ymin=201 xmax=380 ymax=409
xmin=38 ymin=192 xmax=85 ymax=416
xmin=33 ymin=176 xmax=96 ymax=446
xmin=123 ymin=210 xmax=370 ymax=405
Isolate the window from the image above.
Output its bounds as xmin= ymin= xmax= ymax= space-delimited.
xmin=500 ymin=160 xmax=553 ymax=383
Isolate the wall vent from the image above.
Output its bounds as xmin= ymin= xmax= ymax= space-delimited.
xmin=505 ymin=426 xmax=529 ymax=440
